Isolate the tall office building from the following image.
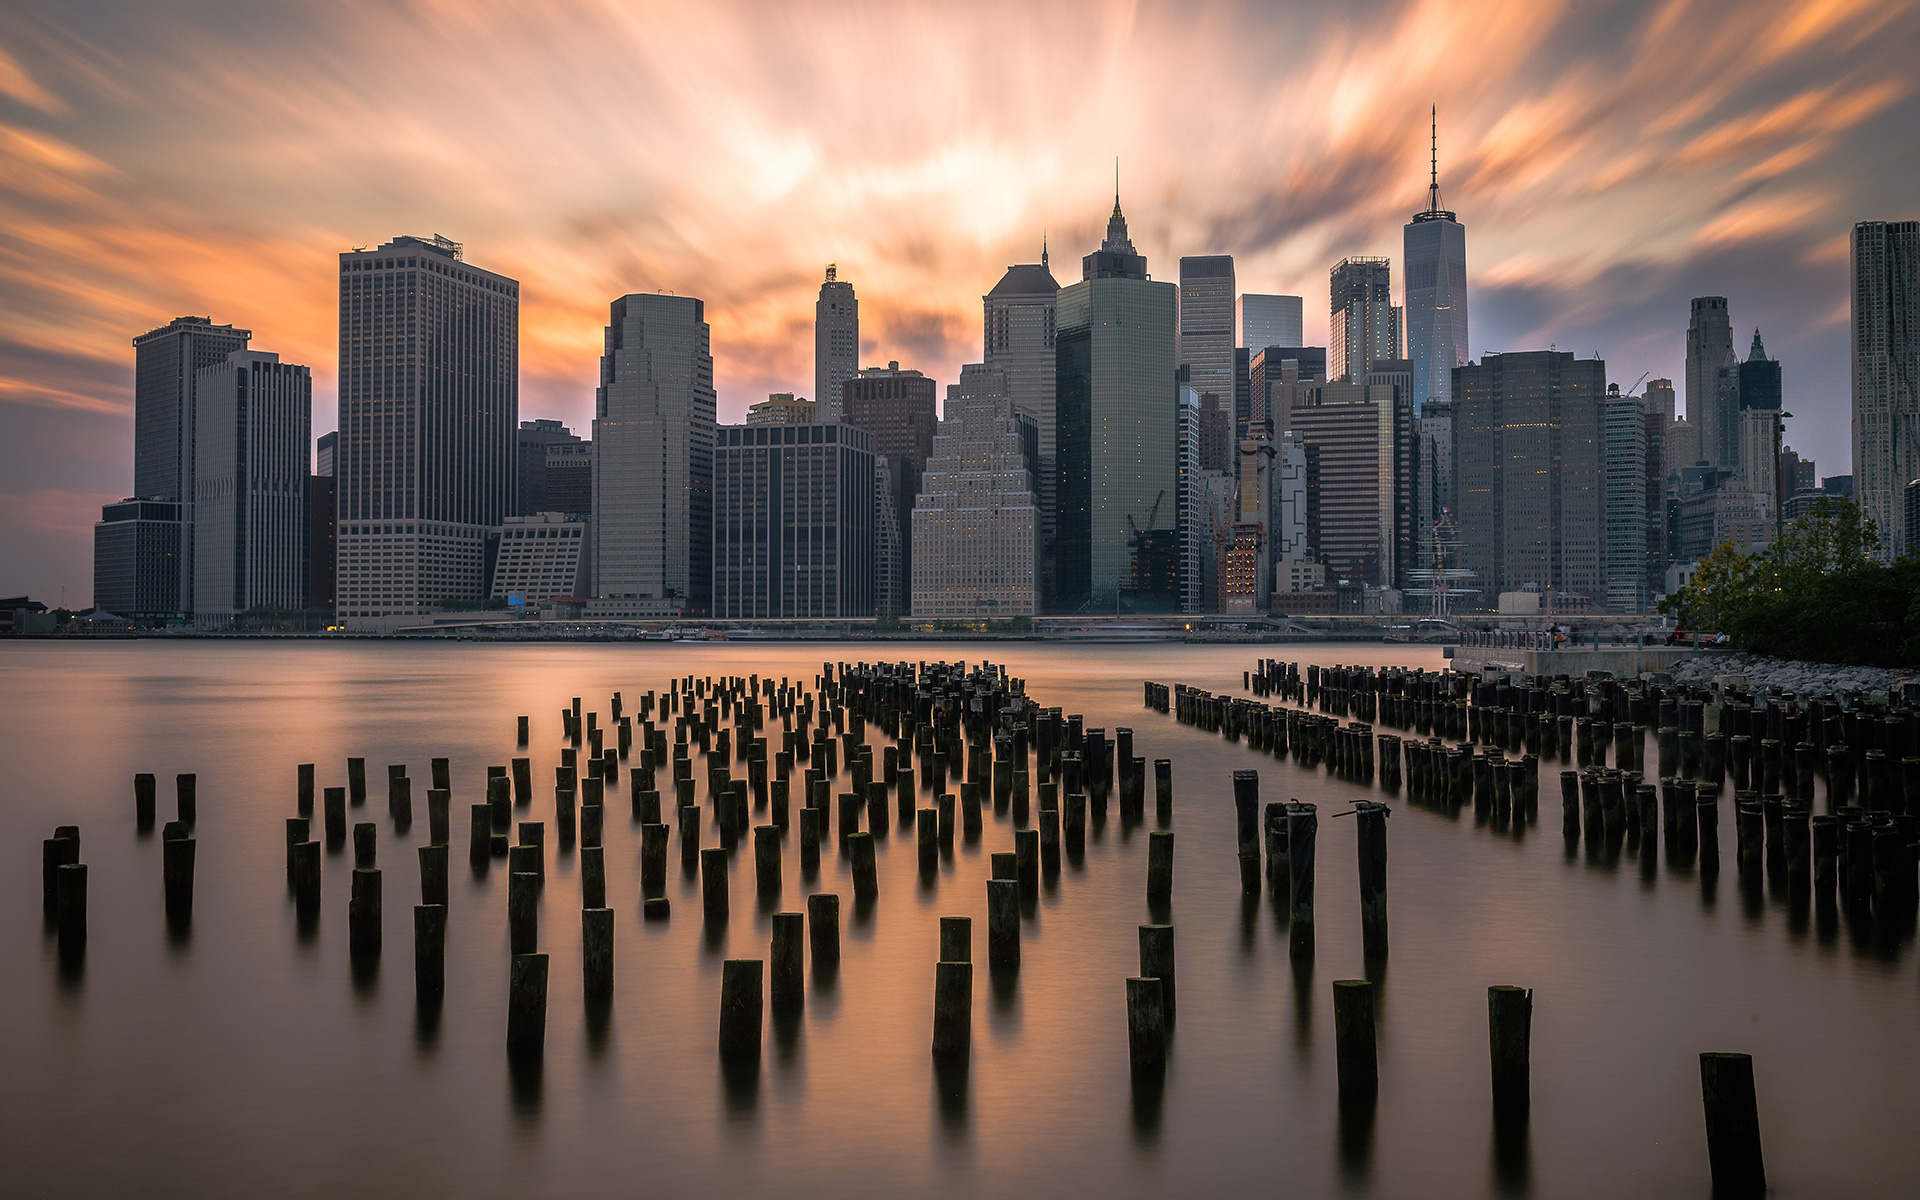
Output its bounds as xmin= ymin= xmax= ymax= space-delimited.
xmin=336 ymin=235 xmax=517 ymax=627
xmin=1736 ymin=329 xmax=1785 ymax=510
xmin=1056 ymin=195 xmax=1180 ymax=612
xmin=1330 ymin=257 xmax=1401 ymax=383
xmin=1175 ymin=385 xmax=1205 ymax=613
xmin=1453 ymin=351 xmax=1605 ymax=603
xmin=746 ymin=393 xmax=816 ymax=425
xmin=711 ymin=422 xmax=874 ymax=618
xmin=1853 ymin=220 xmax=1920 ymax=557
xmin=985 ymin=254 xmax=1060 ymax=606
xmin=1239 ymin=295 xmax=1304 ymax=356
xmin=592 ymin=292 xmax=714 ymax=616
xmin=1601 ymin=384 xmax=1648 ymax=612
xmin=1290 ymin=378 xmax=1415 ymax=588
xmin=843 ymin=360 xmax=938 ymax=608
xmin=1737 ymin=330 xmax=1782 ymax=412
xmin=1686 ymin=297 xmax=1737 ymax=470
xmin=517 ymin=419 xmax=585 ymax=515
xmin=131 ymin=315 xmax=253 ymax=614
xmin=1404 ymin=113 xmax=1468 ymax=413
xmin=1198 ymin=391 xmax=1231 ymax=470
xmin=1249 ymin=346 xmax=1328 ymax=435
xmin=192 ymin=350 xmax=311 ymax=627
xmin=815 ymin=266 xmax=858 ymax=422
xmin=544 ymin=440 xmax=592 ymax=515
xmin=910 ymin=363 xmax=1038 ymax=619
xmin=1179 ymin=255 xmax=1236 ymax=410
xmin=1643 ymin=379 xmax=1674 ymax=596
xmin=488 ymin=511 xmax=588 ymax=602
xmin=310 ymin=430 xmax=336 ymax=614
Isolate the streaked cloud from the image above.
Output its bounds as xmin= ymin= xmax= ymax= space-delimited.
xmin=1 ymin=0 xmax=1917 ymax=601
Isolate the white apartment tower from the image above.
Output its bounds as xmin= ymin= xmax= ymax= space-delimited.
xmin=191 ymin=350 xmax=311 ymax=626
xmin=911 ymin=363 xmax=1038 ymax=619
xmin=985 ymin=251 xmax=1059 ymax=606
xmin=335 ymin=235 xmax=517 ymax=628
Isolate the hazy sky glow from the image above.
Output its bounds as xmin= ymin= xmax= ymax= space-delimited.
xmin=3 ymin=0 xmax=1918 ymax=602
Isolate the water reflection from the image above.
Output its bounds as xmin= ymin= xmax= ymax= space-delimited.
xmin=1490 ymin=1110 xmax=1532 ymax=1196
xmin=932 ymin=1055 xmax=969 ymax=1140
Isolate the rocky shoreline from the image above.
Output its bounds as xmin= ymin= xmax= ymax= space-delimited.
xmin=1667 ymin=651 xmax=1918 ymax=699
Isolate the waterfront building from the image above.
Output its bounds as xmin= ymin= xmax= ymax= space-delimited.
xmin=1453 ymin=350 xmax=1605 ymax=605
xmin=1686 ymin=296 xmax=1737 ymax=471
xmin=92 ymin=498 xmax=183 ymax=621
xmin=875 ymin=457 xmax=905 ymax=618
xmin=1851 ymin=220 xmax=1920 ymax=557
xmin=746 ymin=393 xmax=816 ymax=425
xmin=1239 ymin=294 xmax=1304 ymax=357
xmin=309 ymin=431 xmax=336 ymax=615
xmin=1179 ymin=255 xmax=1236 ymax=416
xmin=910 ymin=363 xmax=1038 ymax=620
xmin=488 ymin=512 xmax=588 ymax=602
xmin=1601 ymin=384 xmax=1648 ymax=612
xmin=1222 ymin=435 xmax=1276 ymax=612
xmin=985 ymin=254 xmax=1060 ymax=608
xmin=815 ymin=266 xmax=858 ymax=422
xmin=1175 ymin=385 xmax=1204 ymax=613
xmin=544 ymin=440 xmax=592 ymax=515
xmin=1055 ymin=194 xmax=1180 ymax=613
xmin=1271 ymin=432 xmax=1310 ymax=568
xmin=1403 ymin=113 xmax=1468 ymax=413
xmin=517 ymin=419 xmax=582 ymax=515
xmin=1676 ymin=466 xmax=1769 ymax=558
xmin=131 ymin=315 xmax=253 ymax=615
xmin=711 ymin=422 xmax=875 ymax=619
xmin=191 ymin=351 xmax=311 ymax=627
xmin=592 ymin=292 xmax=713 ymax=617
xmin=1198 ymin=391 xmax=1231 ymax=471
xmin=336 ymin=235 xmax=518 ymax=628
xmin=843 ymin=360 xmax=937 ymax=605
xmin=1290 ymin=377 xmax=1414 ymax=589
xmin=1329 ymin=257 xmax=1400 ymax=383
xmin=1643 ymin=379 xmax=1674 ymax=597
xmin=316 ymin=429 xmax=337 ymax=478
xmin=1249 ymin=346 xmax=1327 ymax=435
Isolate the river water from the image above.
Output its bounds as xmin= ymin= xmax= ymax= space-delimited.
xmin=1 ymin=641 xmax=1914 ymax=1198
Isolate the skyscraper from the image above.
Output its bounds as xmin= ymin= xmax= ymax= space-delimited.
xmin=815 ymin=265 xmax=858 ymax=422
xmin=517 ymin=419 xmax=585 ymax=515
xmin=910 ymin=363 xmax=1038 ymax=619
xmin=1686 ymin=296 xmax=1737 ymax=469
xmin=131 ymin=315 xmax=253 ymax=614
xmin=1643 ymin=378 xmax=1674 ymax=596
xmin=1290 ymin=375 xmax=1415 ymax=589
xmin=336 ymin=235 xmax=517 ymax=628
xmin=985 ymin=253 xmax=1060 ymax=607
xmin=1330 ymin=257 xmax=1401 ymax=383
xmin=1852 ymin=221 xmax=1920 ymax=558
xmin=1239 ymin=295 xmax=1304 ymax=354
xmin=843 ymin=360 xmax=938 ymax=612
xmin=1179 ymin=255 xmax=1236 ymax=410
xmin=192 ymin=350 xmax=311 ymax=627
xmin=1601 ymin=384 xmax=1648 ymax=612
xmin=92 ymin=498 xmax=182 ymax=620
xmin=1056 ymin=194 xmax=1179 ymax=612
xmin=1453 ymin=351 xmax=1605 ymax=603
xmin=592 ymin=292 xmax=714 ymax=616
xmin=711 ymin=422 xmax=874 ymax=618
xmin=310 ymin=430 xmax=336 ymax=615
xmin=1403 ymin=111 xmax=1468 ymax=413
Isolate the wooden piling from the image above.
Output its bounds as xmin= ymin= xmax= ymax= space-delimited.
xmin=296 ymin=763 xmax=314 ymax=815
xmin=135 ymin=773 xmax=156 ymax=829
xmin=1332 ymin=979 xmax=1378 ymax=1103
xmin=56 ymin=862 xmax=87 ymax=948
xmin=1287 ymin=803 xmax=1317 ymax=961
xmin=418 ymin=843 xmax=449 ymax=907
xmin=931 ymin=960 xmax=972 ymax=1059
xmin=807 ymin=892 xmax=840 ymax=969
xmin=1139 ymin=923 xmax=1176 ymax=1019
xmin=349 ymin=867 xmax=382 ymax=958
xmin=771 ymin=911 xmax=805 ymax=1010
xmin=293 ymin=840 xmax=320 ymax=914
xmin=1700 ymin=1052 xmax=1765 ymax=1198
xmin=799 ymin=806 xmax=823 ymax=875
xmin=849 ymin=832 xmax=878 ymax=900
xmin=1126 ymin=977 xmax=1167 ymax=1077
xmin=753 ymin=824 xmax=781 ymax=894
xmin=917 ymin=808 xmax=938 ymax=872
xmin=718 ymin=959 xmax=764 ymax=1061
xmin=347 ymin=758 xmax=366 ymax=806
xmin=701 ymin=847 xmax=729 ymax=922
xmin=1015 ymin=828 xmax=1040 ymax=898
xmin=508 ymin=869 xmax=538 ymax=955
xmin=583 ymin=907 xmax=614 ymax=1003
xmin=1233 ymin=770 xmax=1261 ymax=894
xmin=414 ymin=903 xmax=446 ymax=1002
xmin=468 ymin=802 xmax=491 ymax=868
xmin=352 ymin=821 xmax=376 ymax=869
xmin=1147 ymin=830 xmax=1174 ymax=904
xmin=507 ymin=952 xmax=549 ymax=1059
xmin=1488 ymin=985 xmax=1532 ymax=1111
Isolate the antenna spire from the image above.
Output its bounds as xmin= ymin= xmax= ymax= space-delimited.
xmin=1041 ymin=229 xmax=1049 ymax=269
xmin=1428 ymin=105 xmax=1440 ymax=214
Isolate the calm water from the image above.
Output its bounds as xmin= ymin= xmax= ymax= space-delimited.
xmin=2 ymin=641 xmax=1915 ymax=1198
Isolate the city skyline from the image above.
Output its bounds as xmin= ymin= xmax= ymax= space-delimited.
xmin=4 ymin=0 xmax=1920 ymax=600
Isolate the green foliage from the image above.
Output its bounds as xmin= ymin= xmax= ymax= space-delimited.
xmin=1659 ymin=498 xmax=1920 ymax=666
xmin=874 ymin=614 xmax=902 ymax=632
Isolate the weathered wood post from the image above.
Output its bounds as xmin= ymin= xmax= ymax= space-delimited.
xmin=1147 ymin=830 xmax=1174 ymax=903
xmin=1126 ymin=977 xmax=1167 ymax=1078
xmin=1233 ymin=770 xmax=1261 ymax=895
xmin=352 ymin=821 xmax=377 ymax=869
xmin=1139 ymin=923 xmax=1176 ymax=1019
xmin=293 ymin=840 xmax=321 ymax=916
xmin=418 ymin=843 xmax=449 ymax=907
xmin=1288 ymin=802 xmax=1317 ymax=960
xmin=1333 ymin=979 xmax=1378 ymax=1103
xmin=1015 ymin=828 xmax=1040 ymax=898
xmin=583 ymin=907 xmax=614 ymax=1004
xmin=1356 ymin=801 xmax=1388 ymax=959
xmin=771 ymin=911 xmax=805 ymax=1010
xmin=426 ymin=788 xmax=451 ymax=847
xmin=719 ymin=959 xmax=764 ymax=1062
xmin=1489 ymin=985 xmax=1532 ymax=1111
xmin=931 ymin=959 xmax=972 ymax=1059
xmin=508 ymin=868 xmax=538 ymax=956
xmin=507 ymin=952 xmax=549 ymax=1059
xmin=350 ymin=866 xmax=382 ymax=958
xmin=347 ymin=757 xmax=366 ymax=806
xmin=297 ymin=763 xmax=315 ymax=815
xmin=135 ymin=773 xmax=157 ymax=829
xmin=807 ymin=892 xmax=840 ymax=971
xmin=701 ymin=847 xmax=730 ymax=923
xmin=1700 ymin=1052 xmax=1765 ymax=1198
xmin=414 ymin=904 xmax=446 ymax=1003
xmin=56 ymin=862 xmax=87 ymax=950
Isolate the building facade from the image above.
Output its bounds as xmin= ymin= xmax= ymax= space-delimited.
xmin=815 ymin=266 xmax=858 ymax=422
xmin=1055 ymin=198 xmax=1180 ymax=613
xmin=711 ymin=422 xmax=875 ymax=619
xmin=1290 ymin=379 xmax=1415 ymax=589
xmin=131 ymin=315 xmax=253 ymax=614
xmin=1179 ymin=255 xmax=1236 ymax=412
xmin=92 ymin=498 xmax=183 ymax=620
xmin=1601 ymin=384 xmax=1648 ymax=612
xmin=843 ymin=360 xmax=937 ymax=606
xmin=592 ymin=292 xmax=714 ymax=617
xmin=1643 ymin=379 xmax=1673 ymax=596
xmin=1453 ymin=351 xmax=1605 ymax=605
xmin=488 ymin=512 xmax=588 ymax=601
xmin=747 ymin=393 xmax=816 ymax=425
xmin=1329 ymin=257 xmax=1400 ymax=383
xmin=516 ymin=419 xmax=584 ymax=516
xmin=1851 ymin=220 xmax=1920 ymax=558
xmin=335 ymin=235 xmax=518 ymax=627
xmin=985 ymin=257 xmax=1060 ymax=608
xmin=1686 ymin=296 xmax=1737 ymax=471
xmin=1239 ymin=294 xmax=1304 ymax=357
xmin=910 ymin=363 xmax=1037 ymax=620
xmin=191 ymin=351 xmax=311 ymax=626
xmin=309 ymin=430 xmax=336 ymax=615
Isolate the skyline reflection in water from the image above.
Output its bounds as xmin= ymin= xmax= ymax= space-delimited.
xmin=2 ymin=641 xmax=1915 ymax=1198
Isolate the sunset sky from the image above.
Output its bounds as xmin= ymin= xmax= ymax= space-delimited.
xmin=3 ymin=0 xmax=1918 ymax=603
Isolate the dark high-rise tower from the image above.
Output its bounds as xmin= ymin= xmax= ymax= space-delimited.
xmin=815 ymin=265 xmax=858 ymax=421
xmin=1686 ymin=296 xmax=1737 ymax=469
xmin=335 ymin=235 xmax=518 ymax=627
xmin=1330 ymin=258 xmax=1400 ymax=383
xmin=1403 ymin=108 xmax=1468 ymax=414
xmin=1179 ymin=255 xmax=1236 ymax=416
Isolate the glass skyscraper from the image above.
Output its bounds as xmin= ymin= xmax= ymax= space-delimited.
xmin=1403 ymin=120 xmax=1467 ymax=414
xmin=1055 ymin=197 xmax=1179 ymax=613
